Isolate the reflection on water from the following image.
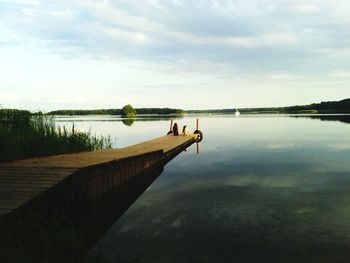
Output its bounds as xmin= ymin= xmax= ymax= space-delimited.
xmin=122 ymin=118 xmax=135 ymax=126
xmin=55 ymin=115 xmax=186 ymax=148
xmin=58 ymin=115 xmax=350 ymax=262
xmin=55 ymin=115 xmax=184 ymax=123
xmin=291 ymin=114 xmax=350 ymax=124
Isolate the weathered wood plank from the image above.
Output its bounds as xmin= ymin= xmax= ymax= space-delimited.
xmin=0 ymin=136 xmax=195 ymax=169
xmin=0 ymin=170 xmax=76 ymax=175
xmin=0 ymin=135 xmax=197 ymax=218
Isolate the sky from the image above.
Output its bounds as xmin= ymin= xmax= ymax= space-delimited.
xmin=1 ymin=0 xmax=350 ymax=111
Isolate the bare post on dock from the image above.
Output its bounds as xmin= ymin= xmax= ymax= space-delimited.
xmin=196 ymin=118 xmax=200 ymax=154
xmin=170 ymin=119 xmax=173 ymax=132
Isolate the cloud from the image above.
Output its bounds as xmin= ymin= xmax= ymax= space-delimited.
xmin=1 ymin=0 xmax=350 ymax=109
xmin=9 ymin=0 xmax=40 ymax=5
xmin=20 ymin=8 xmax=36 ymax=16
xmin=47 ymin=9 xmax=74 ymax=18
xmin=227 ymin=33 xmax=298 ymax=48
xmin=265 ymin=73 xmax=301 ymax=81
xmin=172 ymin=0 xmax=183 ymax=7
xmin=291 ymin=4 xmax=321 ymax=14
xmin=101 ymin=27 xmax=148 ymax=45
xmin=330 ymin=70 xmax=350 ymax=79
xmin=0 ymin=1 xmax=302 ymax=57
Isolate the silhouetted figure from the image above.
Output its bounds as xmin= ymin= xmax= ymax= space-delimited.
xmin=182 ymin=125 xmax=190 ymax=136
xmin=173 ymin=123 xmax=179 ymax=136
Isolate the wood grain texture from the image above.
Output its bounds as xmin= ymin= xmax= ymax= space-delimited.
xmin=0 ymin=135 xmax=196 ymax=217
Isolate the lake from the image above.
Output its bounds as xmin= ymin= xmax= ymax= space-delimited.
xmin=57 ymin=114 xmax=350 ymax=263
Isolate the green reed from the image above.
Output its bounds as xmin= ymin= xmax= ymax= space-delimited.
xmin=0 ymin=109 xmax=112 ymax=163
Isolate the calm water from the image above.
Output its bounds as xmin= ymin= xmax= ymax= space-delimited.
xmin=59 ymin=115 xmax=350 ymax=262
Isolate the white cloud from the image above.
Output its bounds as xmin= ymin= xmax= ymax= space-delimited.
xmin=1 ymin=0 xmax=350 ymax=109
xmin=260 ymin=33 xmax=298 ymax=46
xmin=225 ymin=33 xmax=298 ymax=48
xmin=330 ymin=70 xmax=350 ymax=78
xmin=47 ymin=9 xmax=74 ymax=18
xmin=144 ymin=0 xmax=167 ymax=11
xmin=20 ymin=8 xmax=36 ymax=16
xmin=291 ymin=4 xmax=321 ymax=14
xmin=101 ymin=27 xmax=148 ymax=45
xmin=10 ymin=0 xmax=40 ymax=6
xmin=265 ymin=73 xmax=301 ymax=81
xmin=172 ymin=0 xmax=183 ymax=7
xmin=158 ymin=31 xmax=298 ymax=49
xmin=314 ymin=48 xmax=350 ymax=58
xmin=72 ymin=1 xmax=297 ymax=49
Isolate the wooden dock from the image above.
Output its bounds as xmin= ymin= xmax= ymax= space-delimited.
xmin=0 ymin=135 xmax=197 ymax=219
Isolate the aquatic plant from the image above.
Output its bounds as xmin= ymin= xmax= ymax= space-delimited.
xmin=0 ymin=109 xmax=112 ymax=163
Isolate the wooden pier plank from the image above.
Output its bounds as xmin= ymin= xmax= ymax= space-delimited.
xmin=0 ymin=135 xmax=197 ymax=218
xmin=0 ymin=135 xmax=194 ymax=169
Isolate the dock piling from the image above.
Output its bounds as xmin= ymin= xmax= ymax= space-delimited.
xmin=170 ymin=119 xmax=173 ymax=132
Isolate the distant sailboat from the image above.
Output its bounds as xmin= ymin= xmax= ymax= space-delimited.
xmin=235 ymin=109 xmax=240 ymax=116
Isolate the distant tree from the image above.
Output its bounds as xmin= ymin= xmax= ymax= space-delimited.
xmin=121 ymin=104 xmax=137 ymax=117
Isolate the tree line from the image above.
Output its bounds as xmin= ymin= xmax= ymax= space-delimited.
xmin=42 ymin=98 xmax=350 ymax=116
xmin=48 ymin=106 xmax=184 ymax=116
xmin=187 ymin=98 xmax=350 ymax=114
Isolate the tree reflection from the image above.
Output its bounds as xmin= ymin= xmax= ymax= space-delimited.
xmin=291 ymin=115 xmax=350 ymax=125
xmin=122 ymin=118 xmax=135 ymax=126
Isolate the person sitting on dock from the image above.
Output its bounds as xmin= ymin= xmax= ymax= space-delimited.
xmin=182 ymin=125 xmax=190 ymax=136
xmin=173 ymin=123 xmax=179 ymax=136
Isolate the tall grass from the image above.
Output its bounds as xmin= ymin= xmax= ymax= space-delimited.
xmin=0 ymin=109 xmax=112 ymax=163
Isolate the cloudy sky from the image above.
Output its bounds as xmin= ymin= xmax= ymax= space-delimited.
xmin=1 ymin=0 xmax=350 ymax=110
